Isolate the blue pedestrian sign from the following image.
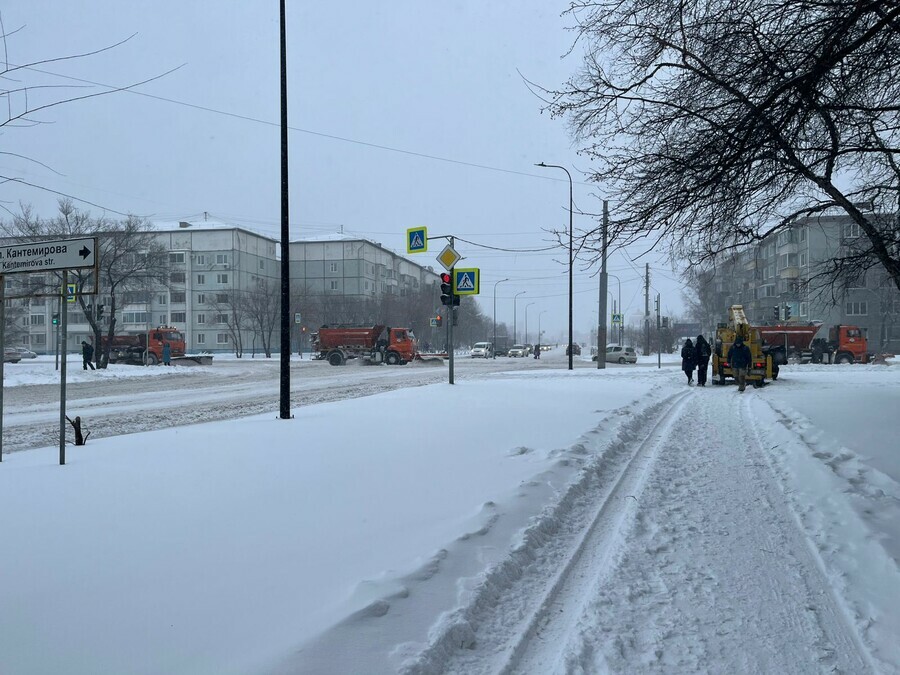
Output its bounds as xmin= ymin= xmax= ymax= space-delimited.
xmin=453 ymin=268 xmax=479 ymax=295
xmin=406 ymin=226 xmax=428 ymax=254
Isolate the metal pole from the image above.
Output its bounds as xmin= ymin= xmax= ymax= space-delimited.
xmin=597 ymin=200 xmax=608 ymax=370
xmin=279 ymin=0 xmax=292 ymax=418
xmin=513 ymin=291 xmax=526 ymax=345
xmin=536 ymin=163 xmax=574 ymax=370
xmin=525 ymin=303 xmax=535 ymax=345
xmin=449 ymin=237 xmax=455 ymax=385
xmin=657 ymin=293 xmax=661 ymax=369
xmin=60 ymin=272 xmax=68 ymax=465
xmin=0 ymin=275 xmax=4 ymax=461
xmin=493 ymin=278 xmax=508 ymax=359
xmin=644 ymin=263 xmax=651 ymax=356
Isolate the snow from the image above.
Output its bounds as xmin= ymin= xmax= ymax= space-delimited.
xmin=1 ymin=351 xmax=899 ymax=674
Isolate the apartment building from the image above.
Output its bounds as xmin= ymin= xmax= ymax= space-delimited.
xmin=703 ymin=213 xmax=900 ymax=351
xmin=14 ymin=223 xmax=440 ymax=354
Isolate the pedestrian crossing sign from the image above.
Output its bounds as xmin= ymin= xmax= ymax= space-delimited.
xmin=612 ymin=313 xmax=622 ymax=324
xmin=66 ymin=283 xmax=77 ymax=303
xmin=453 ymin=268 xmax=479 ymax=295
xmin=406 ymin=226 xmax=427 ymax=254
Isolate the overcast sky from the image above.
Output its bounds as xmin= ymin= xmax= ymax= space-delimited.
xmin=1 ymin=2 xmax=686 ymax=342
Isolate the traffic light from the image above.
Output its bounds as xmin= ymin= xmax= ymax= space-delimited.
xmin=440 ymin=272 xmax=453 ymax=306
xmin=784 ymin=304 xmax=792 ymax=320
xmin=52 ymin=313 xmax=59 ymax=326
xmin=662 ymin=316 xmax=669 ymax=329
xmin=452 ymin=293 xmax=460 ymax=307
xmin=97 ymin=304 xmax=105 ymax=320
xmin=435 ymin=314 xmax=443 ymax=327
xmin=773 ymin=305 xmax=780 ymax=321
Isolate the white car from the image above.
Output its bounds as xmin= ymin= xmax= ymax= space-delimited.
xmin=470 ymin=342 xmax=493 ymax=358
xmin=508 ymin=344 xmax=527 ymax=357
xmin=604 ymin=345 xmax=638 ymax=364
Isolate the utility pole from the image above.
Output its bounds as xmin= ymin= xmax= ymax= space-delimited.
xmin=597 ymin=200 xmax=608 ymax=370
xmin=656 ymin=293 xmax=661 ymax=369
xmin=644 ymin=263 xmax=651 ymax=357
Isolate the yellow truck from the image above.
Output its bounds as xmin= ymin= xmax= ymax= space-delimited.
xmin=712 ymin=305 xmax=777 ymax=387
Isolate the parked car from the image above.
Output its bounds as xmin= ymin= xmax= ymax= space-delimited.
xmin=470 ymin=342 xmax=493 ymax=358
xmin=603 ymin=345 xmax=638 ymax=364
xmin=494 ymin=346 xmax=509 ymax=357
xmin=3 ymin=347 xmax=22 ymax=364
xmin=508 ymin=344 xmax=528 ymax=357
xmin=13 ymin=346 xmax=38 ymax=359
xmin=565 ymin=343 xmax=582 ymax=356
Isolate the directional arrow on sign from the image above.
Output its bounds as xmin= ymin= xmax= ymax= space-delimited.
xmin=79 ymin=246 xmax=92 ymax=259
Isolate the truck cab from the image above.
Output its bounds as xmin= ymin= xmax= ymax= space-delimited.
xmin=829 ymin=325 xmax=868 ymax=364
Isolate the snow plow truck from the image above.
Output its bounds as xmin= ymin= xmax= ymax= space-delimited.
xmin=754 ymin=323 xmax=869 ymax=364
xmin=313 ymin=325 xmax=419 ymax=366
xmin=100 ymin=326 xmax=185 ymax=365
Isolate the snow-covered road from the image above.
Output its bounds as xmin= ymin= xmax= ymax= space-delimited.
xmin=394 ymin=388 xmax=879 ymax=674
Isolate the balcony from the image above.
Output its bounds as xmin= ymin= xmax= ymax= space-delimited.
xmin=778 ymin=266 xmax=800 ymax=279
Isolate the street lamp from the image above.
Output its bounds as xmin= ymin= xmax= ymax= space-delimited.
xmin=536 ymin=162 xmax=574 ymax=370
xmin=524 ymin=302 xmax=535 ymax=344
xmin=493 ymin=278 xmax=509 ymax=359
xmin=513 ymin=291 xmax=526 ymax=344
xmin=538 ymin=310 xmax=547 ymax=347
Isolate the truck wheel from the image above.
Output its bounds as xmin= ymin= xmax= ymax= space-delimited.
xmin=145 ymin=352 xmax=159 ymax=366
xmin=327 ymin=351 xmax=345 ymax=366
xmin=837 ymin=353 xmax=853 ymax=364
xmin=385 ymin=351 xmax=401 ymax=365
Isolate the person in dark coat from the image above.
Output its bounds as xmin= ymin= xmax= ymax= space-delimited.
xmin=694 ymin=334 xmax=712 ymax=386
xmin=81 ymin=341 xmax=95 ymax=370
xmin=680 ymin=338 xmax=697 ymax=384
xmin=727 ymin=335 xmax=752 ymax=392
xmin=162 ymin=341 xmax=172 ymax=366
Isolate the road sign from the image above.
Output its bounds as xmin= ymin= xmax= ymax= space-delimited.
xmin=429 ymin=318 xmax=438 ymax=327
xmin=612 ymin=313 xmax=622 ymax=324
xmin=0 ymin=237 xmax=97 ymax=274
xmin=437 ymin=245 xmax=461 ymax=271
xmin=406 ymin=227 xmax=428 ymax=254
xmin=454 ymin=268 xmax=479 ymax=295
xmin=66 ymin=283 xmax=77 ymax=303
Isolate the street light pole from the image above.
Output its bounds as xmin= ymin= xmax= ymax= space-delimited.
xmin=493 ymin=278 xmax=509 ymax=359
xmin=536 ymin=162 xmax=574 ymax=370
xmin=525 ymin=302 xmax=535 ymax=344
xmin=597 ymin=200 xmax=609 ymax=370
xmin=513 ymin=291 xmax=526 ymax=345
xmin=538 ymin=310 xmax=547 ymax=347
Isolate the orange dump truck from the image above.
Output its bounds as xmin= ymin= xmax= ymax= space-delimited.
xmin=312 ymin=325 xmax=418 ymax=366
xmin=756 ymin=323 xmax=869 ymax=364
xmin=101 ymin=326 xmax=186 ymax=365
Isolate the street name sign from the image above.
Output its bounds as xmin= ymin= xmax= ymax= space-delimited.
xmin=0 ymin=237 xmax=97 ymax=274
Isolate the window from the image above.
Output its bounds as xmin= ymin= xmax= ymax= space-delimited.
xmin=196 ymin=333 xmax=206 ymax=344
xmin=216 ymin=293 xmax=228 ymax=303
xmin=158 ymin=314 xmax=167 ymax=325
xmin=217 ymin=333 xmax=230 ymax=344
xmin=123 ymin=311 xmax=150 ymax=324
xmin=158 ymin=295 xmax=168 ymax=305
xmin=777 ymin=231 xmax=795 ymax=246
xmin=843 ymin=223 xmax=860 ymax=238
xmin=762 ymin=285 xmax=776 ymax=297
xmin=799 ymin=252 xmax=808 ymax=267
xmin=170 ymin=312 xmax=186 ymax=323
xmin=30 ymin=314 xmax=45 ymax=325
xmin=170 ymin=291 xmax=186 ymax=303
xmin=329 ymin=280 xmax=339 ymax=291
xmin=32 ymin=334 xmax=46 ymax=346
xmin=259 ymin=260 xmax=264 ymax=270
xmin=330 ymin=262 xmax=338 ymax=272
xmin=196 ymin=254 xmax=206 ymax=265
xmin=216 ymin=273 xmax=228 ymax=284
xmin=799 ymin=228 xmax=807 ymax=242
xmin=170 ymin=272 xmax=186 ymax=284
xmin=846 ymin=301 xmax=868 ymax=315
xmin=215 ymin=313 xmax=229 ymax=324
xmin=169 ymin=252 xmax=185 ymax=264
xmin=778 ymin=253 xmax=798 ymax=269
xmin=799 ymin=302 xmax=808 ymax=317
xmin=30 ymin=297 xmax=45 ymax=307
xmin=216 ymin=254 xmax=228 ymax=265
xmin=197 ymin=274 xmax=206 ymax=285
xmin=197 ymin=293 xmax=206 ymax=304
xmin=197 ymin=313 xmax=206 ymax=324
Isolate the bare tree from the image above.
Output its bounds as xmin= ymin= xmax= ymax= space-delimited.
xmin=207 ymin=289 xmax=251 ymax=358
xmin=2 ymin=200 xmax=170 ymax=366
xmin=543 ymin=0 xmax=900 ymax=291
xmin=244 ymin=278 xmax=280 ymax=357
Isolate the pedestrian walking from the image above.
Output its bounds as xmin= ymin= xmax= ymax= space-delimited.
xmin=681 ymin=338 xmax=697 ymax=384
xmin=534 ymin=343 xmax=541 ymax=359
xmin=81 ymin=341 xmax=95 ymax=370
xmin=162 ymin=341 xmax=171 ymax=366
xmin=727 ymin=335 xmax=752 ymax=392
xmin=695 ymin=334 xmax=712 ymax=386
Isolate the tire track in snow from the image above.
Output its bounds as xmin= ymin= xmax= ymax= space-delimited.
xmin=551 ymin=389 xmax=875 ymax=674
xmin=401 ymin=390 xmax=693 ymax=675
